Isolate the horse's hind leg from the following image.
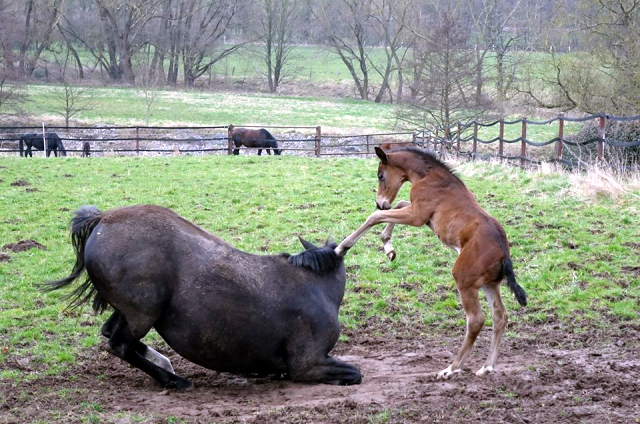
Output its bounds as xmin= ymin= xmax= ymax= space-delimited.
xmin=102 ymin=311 xmax=191 ymax=390
xmin=476 ymin=284 xmax=508 ymax=376
xmin=257 ymin=148 xmax=263 ymax=155
xmin=101 ymin=312 xmax=175 ymax=373
xmin=290 ymin=356 xmax=362 ymax=386
xmin=438 ymin=279 xmax=484 ymax=380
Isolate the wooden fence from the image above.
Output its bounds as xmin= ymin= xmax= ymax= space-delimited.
xmin=0 ymin=125 xmax=416 ymax=158
xmin=2 ymin=114 xmax=639 ymax=165
xmin=424 ymin=113 xmax=640 ymax=167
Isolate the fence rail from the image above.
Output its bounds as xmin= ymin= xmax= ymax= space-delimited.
xmin=0 ymin=125 xmax=417 ymax=158
xmin=424 ymin=113 xmax=640 ymax=167
xmin=2 ymin=114 xmax=639 ymax=165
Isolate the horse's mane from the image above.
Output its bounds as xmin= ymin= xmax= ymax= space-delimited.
xmin=388 ymin=146 xmax=463 ymax=183
xmin=283 ymin=242 xmax=342 ymax=274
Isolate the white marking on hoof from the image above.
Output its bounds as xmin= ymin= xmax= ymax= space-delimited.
xmin=384 ymin=245 xmax=396 ymax=261
xmin=475 ymin=365 xmax=493 ymax=377
xmin=145 ymin=347 xmax=175 ymax=374
xmin=437 ymin=365 xmax=460 ymax=380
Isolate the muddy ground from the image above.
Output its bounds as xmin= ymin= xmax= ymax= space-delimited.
xmin=1 ymin=320 xmax=638 ymax=423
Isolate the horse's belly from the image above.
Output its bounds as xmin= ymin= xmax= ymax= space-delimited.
xmin=155 ymin=313 xmax=289 ymax=374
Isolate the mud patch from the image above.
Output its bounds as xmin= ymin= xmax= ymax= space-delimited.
xmin=9 ymin=179 xmax=30 ymax=187
xmin=2 ymin=239 xmax=47 ymax=252
xmin=1 ymin=325 xmax=638 ymax=423
xmin=0 ymin=253 xmax=10 ymax=262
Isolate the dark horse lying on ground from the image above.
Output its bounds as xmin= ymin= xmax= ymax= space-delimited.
xmin=20 ymin=133 xmax=67 ymax=157
xmin=230 ymin=125 xmax=281 ymax=155
xmin=42 ymin=205 xmax=360 ymax=389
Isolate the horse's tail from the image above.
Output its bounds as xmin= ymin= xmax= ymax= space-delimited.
xmin=502 ymin=256 xmax=527 ymax=306
xmin=39 ymin=206 xmax=108 ymax=313
xmin=19 ymin=135 xmax=24 ymax=157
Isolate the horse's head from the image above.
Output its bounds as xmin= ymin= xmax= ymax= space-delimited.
xmin=374 ymin=147 xmax=408 ymax=210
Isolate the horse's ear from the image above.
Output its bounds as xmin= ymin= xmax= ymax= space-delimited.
xmin=298 ymin=236 xmax=317 ymax=250
xmin=375 ymin=147 xmax=388 ymax=164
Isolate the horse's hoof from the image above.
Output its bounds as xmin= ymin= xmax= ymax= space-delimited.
xmin=475 ymin=366 xmax=493 ymax=377
xmin=174 ymin=378 xmax=194 ymax=391
xmin=386 ymin=251 xmax=396 ymax=261
xmin=436 ymin=366 xmax=460 ymax=380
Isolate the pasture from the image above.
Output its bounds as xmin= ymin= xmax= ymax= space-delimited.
xmin=0 ymin=155 xmax=639 ymax=423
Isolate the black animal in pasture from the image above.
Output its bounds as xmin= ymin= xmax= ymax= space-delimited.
xmin=230 ymin=126 xmax=281 ymax=155
xmin=20 ymin=133 xmax=67 ymax=157
xmin=82 ymin=141 xmax=91 ymax=157
xmin=42 ymin=205 xmax=361 ymax=389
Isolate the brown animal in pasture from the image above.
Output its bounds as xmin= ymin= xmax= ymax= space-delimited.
xmin=335 ymin=145 xmax=527 ymax=379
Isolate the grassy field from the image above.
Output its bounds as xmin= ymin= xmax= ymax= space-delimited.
xmin=21 ymin=84 xmax=397 ymax=133
xmin=1 ymin=155 xmax=638 ymax=386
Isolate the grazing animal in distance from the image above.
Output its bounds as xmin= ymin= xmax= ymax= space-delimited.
xmin=20 ymin=133 xmax=67 ymax=157
xmin=42 ymin=204 xmax=361 ymax=389
xmin=230 ymin=125 xmax=281 ymax=155
xmin=82 ymin=141 xmax=91 ymax=157
xmin=335 ymin=145 xmax=526 ymax=379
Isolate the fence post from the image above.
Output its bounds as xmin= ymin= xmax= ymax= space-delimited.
xmin=227 ymin=125 xmax=234 ymax=155
xmin=456 ymin=121 xmax=461 ymax=155
xmin=597 ymin=114 xmax=606 ymax=162
xmin=366 ymin=135 xmax=370 ymax=157
xmin=136 ymin=127 xmax=140 ymax=155
xmin=499 ymin=119 xmax=504 ymax=159
xmin=315 ymin=126 xmax=321 ymax=157
xmin=520 ymin=118 xmax=527 ymax=167
xmin=412 ymin=132 xmax=417 ymax=146
xmin=472 ymin=121 xmax=478 ymax=160
xmin=556 ymin=113 xmax=564 ymax=161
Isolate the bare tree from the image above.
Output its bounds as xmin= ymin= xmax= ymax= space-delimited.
xmin=399 ymin=3 xmax=481 ymax=130
xmin=310 ymin=0 xmax=375 ymax=101
xmin=54 ymin=79 xmax=95 ymax=127
xmin=369 ymin=0 xmax=411 ymax=103
xmin=164 ymin=0 xmax=246 ymax=87
xmin=257 ymin=0 xmax=302 ymax=92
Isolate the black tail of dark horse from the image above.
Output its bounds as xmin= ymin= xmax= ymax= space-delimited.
xmin=40 ymin=206 xmax=108 ymax=313
xmin=19 ymin=136 xmax=24 ymax=157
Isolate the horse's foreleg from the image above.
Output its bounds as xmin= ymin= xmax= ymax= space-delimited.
xmin=290 ymin=356 xmax=361 ymax=386
xmin=380 ymin=201 xmax=411 ymax=261
xmin=335 ymin=205 xmax=423 ymax=257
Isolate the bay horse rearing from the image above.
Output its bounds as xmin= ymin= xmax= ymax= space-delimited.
xmin=230 ymin=126 xmax=281 ymax=155
xmin=42 ymin=205 xmax=361 ymax=389
xmin=19 ymin=133 xmax=67 ymax=157
xmin=335 ymin=146 xmax=527 ymax=379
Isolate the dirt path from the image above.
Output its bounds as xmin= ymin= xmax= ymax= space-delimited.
xmin=2 ymin=328 xmax=638 ymax=423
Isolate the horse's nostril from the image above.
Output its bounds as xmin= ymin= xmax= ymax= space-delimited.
xmin=376 ymin=202 xmax=381 ymax=210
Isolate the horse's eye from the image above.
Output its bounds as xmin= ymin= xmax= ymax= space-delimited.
xmin=378 ymin=172 xmax=384 ymax=181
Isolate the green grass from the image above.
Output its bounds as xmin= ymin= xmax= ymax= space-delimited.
xmin=0 ymin=155 xmax=638 ymax=383
xmin=21 ymin=84 xmax=397 ymax=132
